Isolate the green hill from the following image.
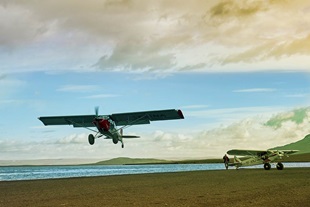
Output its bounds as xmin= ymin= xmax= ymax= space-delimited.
xmin=272 ymin=134 xmax=310 ymax=154
xmin=271 ymin=134 xmax=310 ymax=162
xmin=94 ymin=157 xmax=168 ymax=165
xmin=93 ymin=135 xmax=310 ymax=165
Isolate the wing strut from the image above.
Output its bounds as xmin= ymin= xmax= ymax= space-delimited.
xmin=114 ymin=113 xmax=150 ymax=131
xmin=65 ymin=118 xmax=98 ymax=133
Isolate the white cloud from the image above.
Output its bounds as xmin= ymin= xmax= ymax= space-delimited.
xmin=57 ymin=85 xmax=99 ymax=93
xmin=55 ymin=133 xmax=87 ymax=144
xmin=0 ymin=75 xmax=26 ymax=101
xmin=1 ymin=101 xmax=310 ymax=160
xmin=233 ymin=88 xmax=276 ymax=93
xmin=181 ymin=105 xmax=209 ymax=109
xmin=285 ymin=93 xmax=310 ymax=98
xmin=82 ymin=94 xmax=119 ymax=99
xmin=185 ymin=106 xmax=284 ymax=124
xmin=1 ymin=0 xmax=310 ymax=75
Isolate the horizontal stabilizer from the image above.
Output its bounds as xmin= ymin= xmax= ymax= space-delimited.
xmin=121 ymin=135 xmax=140 ymax=138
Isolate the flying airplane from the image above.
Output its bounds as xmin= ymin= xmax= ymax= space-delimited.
xmin=227 ymin=149 xmax=298 ymax=170
xmin=38 ymin=108 xmax=184 ymax=148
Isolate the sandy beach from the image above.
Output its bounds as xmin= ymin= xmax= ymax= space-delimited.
xmin=0 ymin=168 xmax=309 ymax=207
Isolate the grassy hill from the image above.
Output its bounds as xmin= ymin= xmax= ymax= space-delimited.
xmin=93 ymin=134 xmax=310 ymax=165
xmin=271 ymin=134 xmax=310 ymax=162
xmin=272 ymin=134 xmax=310 ymax=154
xmin=279 ymin=153 xmax=310 ymax=162
xmin=93 ymin=157 xmax=225 ymax=165
xmin=94 ymin=157 xmax=168 ymax=165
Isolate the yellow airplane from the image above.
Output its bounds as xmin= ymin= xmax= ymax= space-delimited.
xmin=227 ymin=149 xmax=298 ymax=170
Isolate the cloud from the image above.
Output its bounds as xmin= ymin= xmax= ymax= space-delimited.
xmin=0 ymin=75 xmax=26 ymax=99
xmin=265 ymin=107 xmax=310 ymax=129
xmin=1 ymin=0 xmax=310 ymax=75
xmin=158 ymin=107 xmax=310 ymax=157
xmin=209 ymin=0 xmax=266 ymax=20
xmin=186 ymin=106 xmax=280 ymax=121
xmin=1 ymin=107 xmax=310 ymax=160
xmin=94 ymin=41 xmax=177 ymax=73
xmin=57 ymin=85 xmax=99 ymax=93
xmin=55 ymin=133 xmax=87 ymax=144
xmin=181 ymin=105 xmax=209 ymax=109
xmin=285 ymin=93 xmax=310 ymax=98
xmin=56 ymin=85 xmax=120 ymax=99
xmin=233 ymin=88 xmax=276 ymax=93
xmin=82 ymin=94 xmax=119 ymax=99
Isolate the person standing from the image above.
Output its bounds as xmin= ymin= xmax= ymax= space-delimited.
xmin=223 ymin=154 xmax=230 ymax=170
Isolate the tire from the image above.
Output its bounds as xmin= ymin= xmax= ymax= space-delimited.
xmin=264 ymin=163 xmax=271 ymax=170
xmin=88 ymin=134 xmax=95 ymax=145
xmin=276 ymin=162 xmax=284 ymax=170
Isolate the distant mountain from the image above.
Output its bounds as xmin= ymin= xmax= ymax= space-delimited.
xmin=272 ymin=134 xmax=310 ymax=154
xmin=94 ymin=157 xmax=168 ymax=165
xmin=0 ymin=159 xmax=100 ymax=166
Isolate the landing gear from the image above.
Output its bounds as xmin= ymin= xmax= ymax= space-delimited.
xmin=112 ymin=137 xmax=118 ymax=144
xmin=88 ymin=134 xmax=95 ymax=145
xmin=264 ymin=163 xmax=271 ymax=170
xmin=276 ymin=162 xmax=284 ymax=170
xmin=121 ymin=143 xmax=124 ymax=148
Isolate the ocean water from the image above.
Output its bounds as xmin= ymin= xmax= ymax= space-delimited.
xmin=0 ymin=162 xmax=309 ymax=181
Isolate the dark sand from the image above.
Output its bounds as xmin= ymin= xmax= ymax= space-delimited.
xmin=0 ymin=168 xmax=309 ymax=207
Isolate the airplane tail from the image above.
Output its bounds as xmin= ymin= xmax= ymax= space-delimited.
xmin=228 ymin=155 xmax=242 ymax=167
xmin=233 ymin=155 xmax=242 ymax=164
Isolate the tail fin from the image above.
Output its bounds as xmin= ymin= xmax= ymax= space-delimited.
xmin=234 ymin=155 xmax=242 ymax=163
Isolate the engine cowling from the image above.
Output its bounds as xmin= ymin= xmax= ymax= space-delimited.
xmin=100 ymin=119 xmax=110 ymax=131
xmin=98 ymin=119 xmax=110 ymax=131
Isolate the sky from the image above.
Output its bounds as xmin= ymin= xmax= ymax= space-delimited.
xmin=1 ymin=0 xmax=310 ymax=162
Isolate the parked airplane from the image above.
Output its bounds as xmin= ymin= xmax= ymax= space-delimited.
xmin=38 ymin=108 xmax=184 ymax=148
xmin=227 ymin=149 xmax=298 ymax=170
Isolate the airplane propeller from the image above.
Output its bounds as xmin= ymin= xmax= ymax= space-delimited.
xmin=95 ymin=106 xmax=99 ymax=118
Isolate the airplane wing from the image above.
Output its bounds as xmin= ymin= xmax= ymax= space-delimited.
xmin=281 ymin=150 xmax=299 ymax=155
xmin=227 ymin=149 xmax=299 ymax=157
xmin=267 ymin=150 xmax=299 ymax=155
xmin=109 ymin=109 xmax=184 ymax=126
xmin=38 ymin=109 xmax=184 ymax=127
xmin=227 ymin=149 xmax=268 ymax=157
xmin=38 ymin=115 xmax=96 ymax=127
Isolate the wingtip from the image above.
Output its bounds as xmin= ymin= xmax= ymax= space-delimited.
xmin=177 ymin=109 xmax=184 ymax=119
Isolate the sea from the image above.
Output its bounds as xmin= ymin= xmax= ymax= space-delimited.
xmin=1 ymin=162 xmax=309 ymax=181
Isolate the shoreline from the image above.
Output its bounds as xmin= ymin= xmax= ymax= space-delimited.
xmin=1 ymin=152 xmax=309 ymax=166
xmin=1 ymin=163 xmax=310 ymax=182
xmin=1 ymin=168 xmax=309 ymax=207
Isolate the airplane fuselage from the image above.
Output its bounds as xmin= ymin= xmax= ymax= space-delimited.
xmin=239 ymin=152 xmax=280 ymax=167
xmin=227 ymin=149 xmax=298 ymax=170
xmin=93 ymin=118 xmax=123 ymax=144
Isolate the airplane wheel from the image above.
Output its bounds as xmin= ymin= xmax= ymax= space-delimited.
xmin=264 ymin=163 xmax=271 ymax=170
xmin=276 ymin=162 xmax=284 ymax=170
xmin=88 ymin=134 xmax=95 ymax=145
xmin=121 ymin=143 xmax=124 ymax=148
